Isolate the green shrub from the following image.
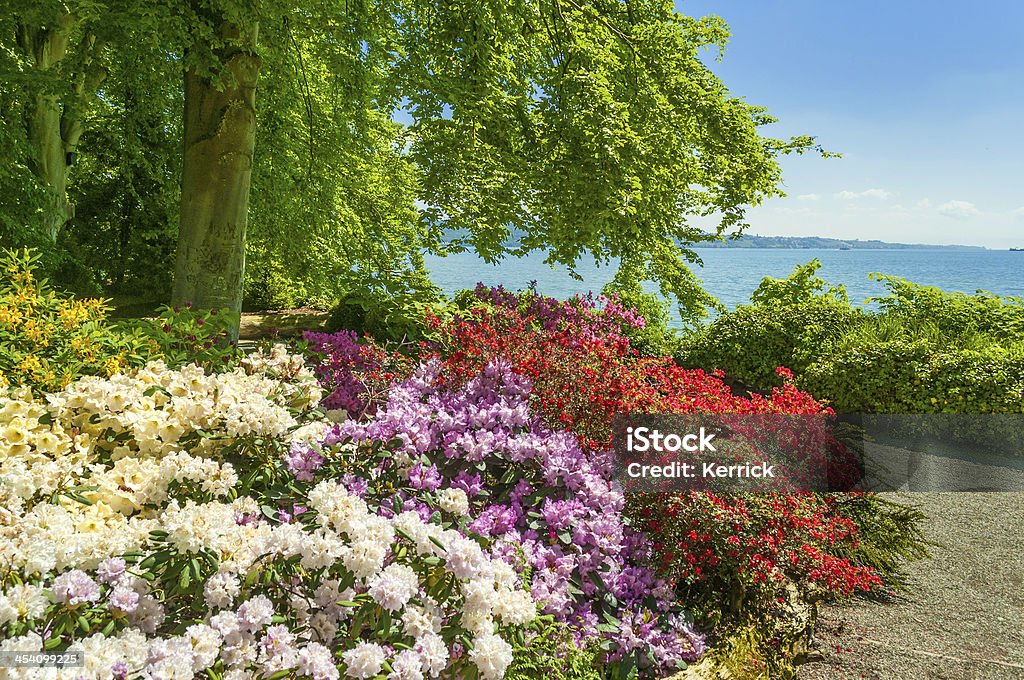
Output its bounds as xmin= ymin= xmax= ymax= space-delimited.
xmin=118 ymin=303 xmax=241 ymax=371
xmin=506 ymin=619 xmax=603 ymax=680
xmin=0 ymin=249 xmax=152 ymax=393
xmin=871 ymin=274 xmax=1024 ymax=341
xmin=0 ymin=248 xmax=241 ymax=394
xmin=243 ymin=258 xmax=310 ymax=311
xmin=325 ymin=271 xmax=449 ymax=343
xmin=679 ymin=299 xmax=861 ymax=391
xmin=802 ymin=340 xmax=1024 ymax=414
xmin=825 ymin=494 xmax=931 ymax=589
xmin=750 ymin=259 xmax=849 ymax=307
xmin=678 ymin=260 xmax=861 ymax=391
xmin=679 ymin=260 xmax=1024 ymax=415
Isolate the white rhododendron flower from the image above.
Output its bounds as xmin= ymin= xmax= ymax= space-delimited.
xmin=367 ymin=563 xmax=419 ymax=612
xmin=342 ymin=641 xmax=388 ymax=679
xmin=470 ymin=634 xmax=515 ymax=680
xmin=437 ymin=488 xmax=470 ymax=516
xmin=0 ymin=349 xmax=538 ymax=680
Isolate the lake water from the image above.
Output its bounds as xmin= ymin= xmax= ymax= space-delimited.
xmin=424 ymin=248 xmax=1024 ymax=326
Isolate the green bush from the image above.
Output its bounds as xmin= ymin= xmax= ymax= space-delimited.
xmin=679 ymin=299 xmax=860 ymax=391
xmin=119 ymin=303 xmax=241 ymax=371
xmin=325 ymin=271 xmax=449 ymax=343
xmin=871 ymin=274 xmax=1024 ymax=341
xmin=506 ymin=619 xmax=603 ymax=680
xmin=802 ymin=340 xmax=1024 ymax=414
xmin=825 ymin=494 xmax=931 ymax=589
xmin=243 ymin=257 xmax=310 ymax=311
xmin=678 ymin=260 xmax=1024 ymax=414
xmin=0 ymin=248 xmax=240 ymax=394
xmin=678 ymin=260 xmax=861 ymax=391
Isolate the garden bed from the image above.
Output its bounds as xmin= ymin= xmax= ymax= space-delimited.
xmin=0 ymin=255 xmax=929 ymax=679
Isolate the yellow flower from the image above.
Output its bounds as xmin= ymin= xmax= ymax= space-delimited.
xmin=58 ymin=301 xmax=89 ymax=329
xmin=0 ymin=304 xmax=22 ymax=326
xmin=17 ymin=354 xmax=42 ymax=376
xmin=104 ymin=356 xmax=123 ymax=377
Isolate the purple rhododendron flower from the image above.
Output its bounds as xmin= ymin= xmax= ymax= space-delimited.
xmin=52 ymin=569 xmax=100 ymax=606
xmin=408 ymin=463 xmax=442 ymax=491
xmin=284 ymin=441 xmax=325 ymax=482
xmin=334 ymin=357 xmax=702 ymax=671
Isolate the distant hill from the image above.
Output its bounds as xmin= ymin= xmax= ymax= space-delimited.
xmin=444 ymin=228 xmax=988 ymax=251
xmin=693 ymin=235 xmax=987 ymax=250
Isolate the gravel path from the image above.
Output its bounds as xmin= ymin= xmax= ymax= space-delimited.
xmin=798 ymin=493 xmax=1024 ymax=680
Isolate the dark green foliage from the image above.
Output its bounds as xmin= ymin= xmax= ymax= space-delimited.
xmin=678 ymin=260 xmax=1024 ymax=414
xmin=61 ymin=43 xmax=181 ymax=301
xmin=826 ymin=494 xmax=932 ymax=590
xmin=325 ymin=269 xmax=449 ymax=343
xmin=506 ymin=619 xmax=603 ymax=680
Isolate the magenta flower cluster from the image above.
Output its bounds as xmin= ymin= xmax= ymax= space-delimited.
xmin=304 ymin=330 xmax=379 ymax=415
xmin=467 ymin=283 xmax=648 ymax=341
xmin=333 ymin=359 xmax=706 ymax=672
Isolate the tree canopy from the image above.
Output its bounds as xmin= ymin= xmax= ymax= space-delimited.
xmin=0 ymin=0 xmax=827 ymax=321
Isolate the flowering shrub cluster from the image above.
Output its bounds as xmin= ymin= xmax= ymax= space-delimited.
xmin=0 ymin=249 xmax=144 ymax=393
xmin=630 ymin=493 xmax=883 ymax=610
xmin=0 ymin=249 xmax=239 ymax=396
xmin=430 ymin=286 xmax=828 ymax=450
xmin=418 ymin=287 xmax=888 ymax=610
xmin=298 ymin=287 xmax=899 ymax=668
xmin=335 ymin=360 xmax=706 ymax=676
xmin=304 ymin=330 xmax=410 ymax=418
xmin=0 ymin=347 xmax=541 ymax=680
xmin=1 ymin=275 xmax=924 ymax=679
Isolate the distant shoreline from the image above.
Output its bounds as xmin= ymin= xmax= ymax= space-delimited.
xmin=693 ymin=235 xmax=988 ymax=251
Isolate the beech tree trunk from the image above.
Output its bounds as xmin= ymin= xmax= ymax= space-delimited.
xmin=171 ymin=18 xmax=261 ymax=335
xmin=17 ymin=15 xmax=77 ymax=241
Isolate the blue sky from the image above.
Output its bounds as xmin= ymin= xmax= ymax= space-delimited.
xmin=678 ymin=0 xmax=1024 ymax=248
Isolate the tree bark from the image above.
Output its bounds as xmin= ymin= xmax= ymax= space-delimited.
xmin=172 ymin=18 xmax=261 ymax=336
xmin=18 ymin=15 xmax=76 ymax=241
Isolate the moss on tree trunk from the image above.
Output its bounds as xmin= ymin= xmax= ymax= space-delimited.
xmin=172 ymin=18 xmax=261 ymax=337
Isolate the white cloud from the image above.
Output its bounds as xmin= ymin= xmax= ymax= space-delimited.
xmin=795 ymin=193 xmax=820 ymax=201
xmin=938 ymin=200 xmax=979 ymax=219
xmin=915 ymin=198 xmax=932 ymax=209
xmin=837 ymin=188 xmax=892 ymax=200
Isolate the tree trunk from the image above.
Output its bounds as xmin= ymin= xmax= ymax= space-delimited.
xmin=18 ymin=15 xmax=76 ymax=241
xmin=171 ymin=18 xmax=261 ymax=336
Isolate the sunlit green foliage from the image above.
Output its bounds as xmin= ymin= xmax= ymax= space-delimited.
xmin=679 ymin=260 xmax=1024 ymax=413
xmin=2 ymin=0 xmax=825 ymax=315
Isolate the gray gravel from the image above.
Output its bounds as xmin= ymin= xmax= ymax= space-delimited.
xmin=798 ymin=493 xmax=1024 ymax=680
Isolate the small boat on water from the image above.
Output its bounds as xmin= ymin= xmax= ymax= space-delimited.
xmin=1012 ymin=248 xmax=1024 ymax=252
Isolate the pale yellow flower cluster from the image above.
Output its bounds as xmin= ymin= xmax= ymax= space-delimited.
xmin=46 ymin=349 xmax=320 ymax=459
xmin=0 ymin=345 xmax=320 ymax=575
xmin=0 ymin=389 xmax=91 ymax=518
